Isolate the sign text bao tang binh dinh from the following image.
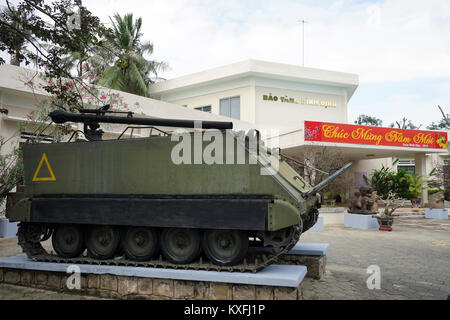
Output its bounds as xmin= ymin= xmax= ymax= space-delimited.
xmin=304 ymin=121 xmax=448 ymax=149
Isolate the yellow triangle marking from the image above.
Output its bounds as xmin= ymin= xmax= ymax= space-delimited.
xmin=32 ymin=153 xmax=56 ymax=182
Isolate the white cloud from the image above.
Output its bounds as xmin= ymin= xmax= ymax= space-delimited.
xmin=83 ymin=0 xmax=450 ymax=84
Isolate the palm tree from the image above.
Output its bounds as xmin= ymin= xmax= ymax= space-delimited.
xmin=99 ymin=13 xmax=168 ymax=97
xmin=56 ymin=44 xmax=114 ymax=78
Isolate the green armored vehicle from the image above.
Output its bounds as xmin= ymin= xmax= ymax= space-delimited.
xmin=6 ymin=108 xmax=350 ymax=271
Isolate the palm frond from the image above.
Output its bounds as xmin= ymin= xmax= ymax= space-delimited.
xmin=127 ymin=62 xmax=148 ymax=96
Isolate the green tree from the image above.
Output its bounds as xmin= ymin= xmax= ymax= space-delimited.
xmin=0 ymin=0 xmax=109 ymax=109
xmin=0 ymin=4 xmax=32 ymax=66
xmin=354 ymin=114 xmax=383 ymax=126
xmin=99 ymin=13 xmax=168 ymax=97
xmin=427 ymin=119 xmax=450 ymax=130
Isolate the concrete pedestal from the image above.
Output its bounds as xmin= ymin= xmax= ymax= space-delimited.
xmin=0 ymin=254 xmax=306 ymax=300
xmin=279 ymin=243 xmax=329 ymax=280
xmin=344 ymin=213 xmax=379 ymax=230
xmin=306 ymin=216 xmax=324 ymax=233
xmin=0 ymin=218 xmax=18 ymax=238
xmin=425 ymin=208 xmax=448 ymax=220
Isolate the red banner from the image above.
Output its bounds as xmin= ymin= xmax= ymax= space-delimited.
xmin=305 ymin=121 xmax=448 ymax=149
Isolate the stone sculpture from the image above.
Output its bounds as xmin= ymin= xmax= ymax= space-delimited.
xmin=428 ymin=191 xmax=445 ymax=209
xmin=348 ymin=186 xmax=376 ymax=214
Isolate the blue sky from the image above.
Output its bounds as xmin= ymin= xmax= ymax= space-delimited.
xmin=3 ymin=0 xmax=449 ymax=128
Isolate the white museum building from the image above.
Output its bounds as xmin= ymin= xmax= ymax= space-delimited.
xmin=0 ymin=60 xmax=448 ymax=204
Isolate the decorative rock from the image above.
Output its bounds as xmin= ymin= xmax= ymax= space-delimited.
xmin=232 ymin=285 xmax=256 ymax=300
xmin=137 ymin=278 xmax=153 ymax=295
xmin=100 ymin=274 xmax=118 ymax=292
xmin=153 ymin=279 xmax=173 ymax=298
xmin=428 ymin=191 xmax=445 ymax=209
xmin=174 ymin=280 xmax=195 ymax=299
xmin=118 ymin=276 xmax=138 ymax=296
xmin=344 ymin=213 xmax=379 ymax=230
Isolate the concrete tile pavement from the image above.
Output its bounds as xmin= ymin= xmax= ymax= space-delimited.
xmin=301 ymin=217 xmax=450 ymax=300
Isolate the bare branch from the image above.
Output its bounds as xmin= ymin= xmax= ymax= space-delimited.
xmin=438 ymin=105 xmax=450 ymax=126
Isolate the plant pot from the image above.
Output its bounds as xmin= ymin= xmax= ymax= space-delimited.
xmin=375 ymin=216 xmax=394 ymax=232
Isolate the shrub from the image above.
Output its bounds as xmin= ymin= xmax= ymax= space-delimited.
xmin=365 ymin=162 xmax=430 ymax=200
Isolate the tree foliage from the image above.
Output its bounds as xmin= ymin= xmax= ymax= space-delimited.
xmin=0 ymin=0 xmax=120 ymax=206
xmin=427 ymin=118 xmax=450 ymax=130
xmin=284 ymin=146 xmax=354 ymax=202
xmin=364 ymin=161 xmax=436 ymax=201
xmin=99 ymin=13 xmax=168 ymax=97
xmin=0 ymin=0 xmax=110 ymax=109
xmin=354 ymin=114 xmax=383 ymax=127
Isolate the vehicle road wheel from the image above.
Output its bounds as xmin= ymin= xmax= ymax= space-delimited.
xmin=52 ymin=224 xmax=85 ymax=258
xmin=160 ymin=228 xmax=201 ymax=264
xmin=86 ymin=225 xmax=120 ymax=260
xmin=202 ymin=229 xmax=248 ymax=266
xmin=123 ymin=227 xmax=159 ymax=261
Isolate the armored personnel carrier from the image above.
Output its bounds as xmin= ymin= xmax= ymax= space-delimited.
xmin=6 ymin=108 xmax=350 ymax=272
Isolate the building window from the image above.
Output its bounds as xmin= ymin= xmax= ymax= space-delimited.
xmin=397 ymin=159 xmax=415 ymax=174
xmin=220 ymin=96 xmax=240 ymax=120
xmin=20 ymin=132 xmax=56 ymax=143
xmin=194 ymin=105 xmax=212 ymax=113
xmin=398 ymin=166 xmax=415 ymax=174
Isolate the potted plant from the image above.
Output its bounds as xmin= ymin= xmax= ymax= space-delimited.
xmin=399 ymin=173 xmax=426 ymax=208
xmin=373 ymin=192 xmax=406 ymax=231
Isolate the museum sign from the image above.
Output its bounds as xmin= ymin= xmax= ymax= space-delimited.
xmin=262 ymin=94 xmax=337 ymax=108
xmin=305 ymin=121 xmax=448 ymax=149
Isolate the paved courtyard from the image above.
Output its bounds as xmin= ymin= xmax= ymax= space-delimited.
xmin=0 ymin=215 xmax=449 ymax=300
xmin=302 ymin=215 xmax=450 ymax=300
